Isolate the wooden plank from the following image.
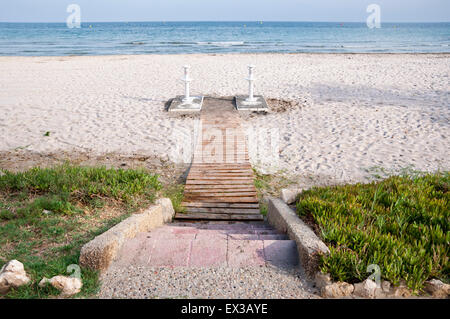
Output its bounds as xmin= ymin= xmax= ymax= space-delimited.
xmin=194 ymin=149 xmax=248 ymax=151
xmin=185 ymin=187 xmax=257 ymax=192
xmin=186 ymin=176 xmax=254 ymax=181
xmin=189 ymin=169 xmax=252 ymax=173
xmin=189 ymin=169 xmax=254 ymax=177
xmin=196 ymin=153 xmax=248 ymax=156
xmin=184 ymin=192 xmax=257 ymax=197
xmin=192 ymin=162 xmax=250 ymax=165
xmin=186 ymin=180 xmax=254 ymax=185
xmin=191 ymin=159 xmax=250 ymax=162
xmin=188 ymin=172 xmax=253 ymax=176
xmin=185 ymin=185 xmax=257 ymax=190
xmin=186 ymin=207 xmax=261 ymax=214
xmin=181 ymin=202 xmax=259 ymax=208
xmin=187 ymin=172 xmax=254 ymax=176
xmin=175 ymin=213 xmax=264 ymax=221
xmin=193 ymin=158 xmax=250 ymax=161
xmin=193 ymin=162 xmax=250 ymax=166
xmin=188 ymin=170 xmax=253 ymax=174
xmin=183 ymin=196 xmax=258 ymax=203
xmin=197 ymin=143 xmax=247 ymax=146
xmin=190 ymin=164 xmax=252 ymax=168
xmin=184 ymin=195 xmax=258 ymax=200
xmin=190 ymin=168 xmax=252 ymax=171
xmin=185 ymin=188 xmax=256 ymax=193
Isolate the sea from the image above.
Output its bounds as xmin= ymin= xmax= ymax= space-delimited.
xmin=0 ymin=21 xmax=449 ymax=56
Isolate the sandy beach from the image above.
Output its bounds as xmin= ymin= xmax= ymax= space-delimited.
xmin=0 ymin=53 xmax=449 ymax=185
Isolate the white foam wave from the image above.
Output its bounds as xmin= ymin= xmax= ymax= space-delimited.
xmin=196 ymin=41 xmax=245 ymax=47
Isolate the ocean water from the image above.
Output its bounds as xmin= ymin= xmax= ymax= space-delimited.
xmin=0 ymin=21 xmax=449 ymax=56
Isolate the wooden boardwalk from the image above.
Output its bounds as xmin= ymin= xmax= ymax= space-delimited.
xmin=176 ymin=98 xmax=262 ymax=221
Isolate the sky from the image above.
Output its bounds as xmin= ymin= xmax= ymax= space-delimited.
xmin=0 ymin=0 xmax=449 ymax=23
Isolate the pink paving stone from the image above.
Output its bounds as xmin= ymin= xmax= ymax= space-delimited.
xmin=144 ymin=226 xmax=198 ymax=240
xmin=263 ymin=240 xmax=299 ymax=268
xmin=171 ymin=226 xmax=199 ymax=235
xmin=190 ymin=238 xmax=227 ymax=267
xmin=112 ymin=223 xmax=297 ymax=269
xmin=228 ymin=239 xmax=265 ymax=267
xmin=134 ymin=232 xmax=151 ymax=241
xmin=147 ymin=239 xmax=192 ymax=267
xmin=133 ymin=238 xmax=155 ymax=265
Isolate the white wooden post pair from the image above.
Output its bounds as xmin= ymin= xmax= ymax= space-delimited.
xmin=181 ymin=65 xmax=257 ymax=104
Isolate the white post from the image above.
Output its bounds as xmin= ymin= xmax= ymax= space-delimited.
xmin=182 ymin=65 xmax=193 ymax=104
xmin=245 ymin=65 xmax=257 ymax=103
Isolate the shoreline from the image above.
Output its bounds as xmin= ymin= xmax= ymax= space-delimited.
xmin=1 ymin=52 xmax=450 ymax=59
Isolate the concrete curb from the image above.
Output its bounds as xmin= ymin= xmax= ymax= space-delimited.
xmin=267 ymin=198 xmax=329 ymax=278
xmin=79 ymin=198 xmax=175 ymax=272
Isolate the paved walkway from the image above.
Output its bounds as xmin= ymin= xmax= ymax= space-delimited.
xmin=99 ymin=98 xmax=317 ymax=298
xmin=100 ymin=222 xmax=318 ymax=298
xmin=112 ymin=222 xmax=297 ymax=268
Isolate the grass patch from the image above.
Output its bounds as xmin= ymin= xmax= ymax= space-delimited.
xmin=162 ymin=184 xmax=185 ymax=213
xmin=0 ymin=164 xmax=162 ymax=298
xmin=296 ymin=172 xmax=449 ymax=293
xmin=259 ymin=202 xmax=268 ymax=216
xmin=253 ymin=169 xmax=296 ymax=216
xmin=253 ymin=169 xmax=296 ymax=198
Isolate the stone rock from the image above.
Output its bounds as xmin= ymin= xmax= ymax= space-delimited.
xmin=381 ymin=280 xmax=391 ymax=293
xmin=321 ymin=282 xmax=354 ymax=298
xmin=39 ymin=277 xmax=50 ymax=287
xmin=424 ymin=279 xmax=450 ymax=298
xmin=315 ymin=272 xmax=332 ymax=290
xmin=353 ymin=279 xmax=378 ymax=298
xmin=372 ymin=281 xmax=392 ymax=299
xmin=156 ymin=198 xmax=175 ymax=223
xmin=374 ymin=288 xmax=386 ymax=299
xmin=281 ymin=188 xmax=303 ymax=205
xmin=0 ymin=260 xmax=31 ymax=294
xmin=393 ymin=287 xmax=411 ymax=298
xmin=39 ymin=275 xmax=82 ymax=296
xmin=393 ymin=284 xmax=411 ymax=298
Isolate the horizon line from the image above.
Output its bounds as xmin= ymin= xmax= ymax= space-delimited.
xmin=1 ymin=20 xmax=449 ymax=24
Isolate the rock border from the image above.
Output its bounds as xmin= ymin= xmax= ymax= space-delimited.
xmin=79 ymin=198 xmax=175 ymax=272
xmin=0 ymin=260 xmax=31 ymax=295
xmin=280 ymin=188 xmax=304 ymax=205
xmin=267 ymin=198 xmax=329 ymax=277
xmin=315 ymin=273 xmax=449 ymax=299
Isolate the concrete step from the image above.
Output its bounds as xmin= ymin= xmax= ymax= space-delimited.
xmin=166 ymin=222 xmax=281 ymax=231
xmin=112 ymin=222 xmax=297 ymax=268
xmin=132 ymin=225 xmax=288 ymax=241
xmin=170 ymin=221 xmax=270 ymax=229
xmin=114 ymin=236 xmax=297 ymax=268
